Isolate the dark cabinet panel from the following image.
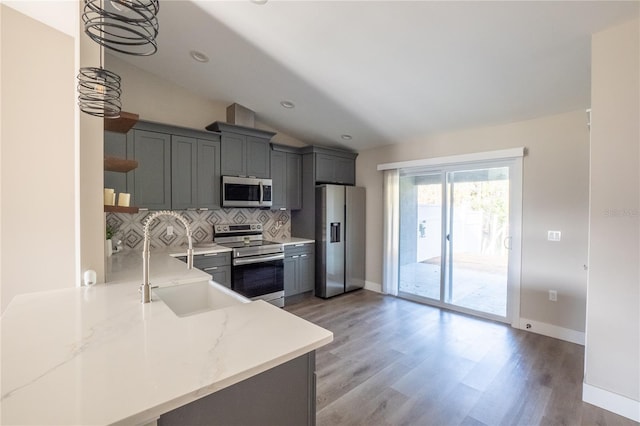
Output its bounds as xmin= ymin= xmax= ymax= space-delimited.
xmin=315 ymin=153 xmax=355 ymax=185
xmin=196 ymin=139 xmax=221 ymax=210
xmin=130 ymin=130 xmax=171 ymax=210
xmin=171 ymin=136 xmax=198 ymax=210
xmin=286 ymin=153 xmax=302 ymax=210
xmin=246 ymin=136 xmax=270 ymax=178
xmin=284 ymin=243 xmax=315 ymax=297
xmin=271 ymin=146 xmax=302 ymax=211
xmin=220 ymin=133 xmax=246 ymax=177
xmin=270 ymin=150 xmax=287 ymax=209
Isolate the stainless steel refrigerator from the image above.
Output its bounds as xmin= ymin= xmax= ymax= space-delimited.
xmin=315 ymin=185 xmax=366 ymax=298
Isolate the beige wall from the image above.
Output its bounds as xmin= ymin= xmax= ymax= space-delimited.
xmin=0 ymin=5 xmax=77 ymax=312
xmin=357 ymin=109 xmax=590 ymax=333
xmin=585 ymin=18 xmax=639 ymax=404
xmin=79 ymin=2 xmax=106 ymax=284
xmin=105 ymin=54 xmax=306 ymax=147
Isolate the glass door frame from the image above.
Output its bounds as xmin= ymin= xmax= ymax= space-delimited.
xmin=397 ymin=158 xmax=522 ymax=325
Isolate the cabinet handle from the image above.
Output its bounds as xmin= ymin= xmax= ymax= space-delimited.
xmin=203 ymin=253 xmax=218 ymax=257
xmin=198 ymin=208 xmax=209 ymax=211
xmin=203 ymin=267 xmax=218 ymax=271
xmin=294 ymin=244 xmax=304 ymax=247
xmin=138 ymin=208 xmax=149 ymax=211
xmin=292 ymin=255 xmax=299 ymax=259
xmin=300 ymin=254 xmax=307 ymax=258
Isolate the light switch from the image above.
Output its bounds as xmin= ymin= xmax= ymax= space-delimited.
xmin=547 ymin=231 xmax=561 ymax=241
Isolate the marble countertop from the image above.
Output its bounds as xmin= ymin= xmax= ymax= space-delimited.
xmin=1 ymin=250 xmax=332 ymax=425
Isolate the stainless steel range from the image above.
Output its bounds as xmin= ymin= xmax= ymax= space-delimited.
xmin=214 ymin=223 xmax=285 ymax=307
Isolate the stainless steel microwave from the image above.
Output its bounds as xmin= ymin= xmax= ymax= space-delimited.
xmin=221 ymin=176 xmax=273 ymax=208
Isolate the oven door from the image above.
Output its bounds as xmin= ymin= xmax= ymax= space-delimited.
xmin=232 ymin=255 xmax=284 ymax=299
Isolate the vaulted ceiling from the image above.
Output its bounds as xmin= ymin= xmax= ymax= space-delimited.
xmin=113 ymin=1 xmax=639 ymax=151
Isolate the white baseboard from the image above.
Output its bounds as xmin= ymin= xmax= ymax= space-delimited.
xmin=517 ymin=318 xmax=585 ymax=345
xmin=364 ymin=281 xmax=382 ymax=293
xmin=583 ymin=383 xmax=640 ymax=422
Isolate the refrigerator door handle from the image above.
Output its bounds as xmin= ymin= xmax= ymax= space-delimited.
xmin=330 ymin=222 xmax=341 ymax=243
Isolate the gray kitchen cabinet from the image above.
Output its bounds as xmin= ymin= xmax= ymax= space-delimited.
xmin=196 ymin=139 xmax=221 ymax=209
xmin=129 ymin=129 xmax=172 ymax=210
xmin=171 ymin=135 xmax=198 ymax=210
xmin=104 ymin=130 xmax=129 ymax=194
xmin=315 ymin=152 xmax=356 ymax=185
xmin=159 ymin=352 xmax=316 ymax=426
xmin=270 ymin=150 xmax=287 ymax=209
xmin=207 ymin=122 xmax=275 ymax=179
xmin=271 ymin=144 xmax=302 ymax=211
xmin=176 ymin=252 xmax=231 ymax=288
xmin=284 ymin=243 xmax=315 ymax=296
xmin=171 ymin=136 xmax=221 ymax=210
xmin=291 ymin=146 xmax=358 ymax=240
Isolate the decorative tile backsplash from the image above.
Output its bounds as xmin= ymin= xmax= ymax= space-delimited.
xmin=106 ymin=208 xmax=291 ymax=250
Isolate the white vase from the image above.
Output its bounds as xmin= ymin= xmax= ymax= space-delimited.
xmin=105 ymin=239 xmax=113 ymax=257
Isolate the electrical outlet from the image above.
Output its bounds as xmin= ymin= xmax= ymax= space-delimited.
xmin=549 ymin=290 xmax=557 ymax=302
xmin=167 ymin=225 xmax=174 ymax=236
xmin=548 ymin=231 xmax=561 ymax=242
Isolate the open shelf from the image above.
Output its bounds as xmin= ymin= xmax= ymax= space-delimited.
xmin=104 ymin=111 xmax=139 ymax=133
xmin=104 ymin=205 xmax=139 ymax=214
xmin=104 ymin=156 xmax=138 ymax=173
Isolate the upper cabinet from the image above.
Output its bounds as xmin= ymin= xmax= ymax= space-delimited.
xmin=171 ymin=136 xmax=221 ymax=210
xmin=104 ymin=121 xmax=221 ymax=211
xmin=271 ymin=144 xmax=302 ymax=211
xmin=301 ymin=146 xmax=358 ymax=186
xmin=207 ymin=122 xmax=274 ymax=179
xmin=130 ymin=129 xmax=172 ymax=210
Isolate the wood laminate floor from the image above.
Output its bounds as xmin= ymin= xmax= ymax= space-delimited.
xmin=285 ymin=290 xmax=638 ymax=426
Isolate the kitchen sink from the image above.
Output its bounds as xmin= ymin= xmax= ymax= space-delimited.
xmin=153 ymin=280 xmax=250 ymax=317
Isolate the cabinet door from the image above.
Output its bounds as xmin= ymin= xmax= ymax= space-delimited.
xmin=171 ymin=136 xmax=197 ymax=210
xmin=131 ymin=130 xmax=171 ymax=210
xmin=104 ymin=130 xmax=128 ymax=194
xmin=197 ymin=139 xmax=221 ymax=209
xmin=270 ymin=150 xmax=286 ymax=210
xmin=334 ymin=157 xmax=355 ymax=185
xmin=209 ymin=266 xmax=231 ymax=288
xmin=283 ymin=256 xmax=298 ymax=297
xmin=315 ymin=153 xmax=335 ymax=184
xmin=220 ymin=133 xmax=246 ymax=176
xmin=246 ymin=136 xmax=270 ymax=178
xmin=286 ymin=153 xmax=302 ymax=210
xmin=299 ymin=251 xmax=315 ymax=293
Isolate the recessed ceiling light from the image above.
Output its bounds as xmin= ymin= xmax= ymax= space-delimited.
xmin=341 ymin=134 xmax=353 ymax=141
xmin=190 ymin=50 xmax=209 ymax=63
xmin=280 ymin=100 xmax=295 ymax=109
xmin=251 ymin=0 xmax=268 ymax=4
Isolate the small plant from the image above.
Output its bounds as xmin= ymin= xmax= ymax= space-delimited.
xmin=106 ymin=224 xmax=115 ymax=240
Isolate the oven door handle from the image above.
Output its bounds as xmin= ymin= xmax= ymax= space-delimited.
xmin=233 ymin=254 xmax=284 ymax=266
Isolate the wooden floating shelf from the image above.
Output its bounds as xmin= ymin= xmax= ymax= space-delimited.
xmin=104 ymin=111 xmax=139 ymax=133
xmin=104 ymin=205 xmax=139 ymax=214
xmin=104 ymin=156 xmax=138 ymax=173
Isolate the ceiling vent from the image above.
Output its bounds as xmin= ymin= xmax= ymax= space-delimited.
xmin=226 ymin=103 xmax=255 ymax=128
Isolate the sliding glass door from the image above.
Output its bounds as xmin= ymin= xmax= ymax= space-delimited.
xmin=398 ymin=162 xmax=516 ymax=322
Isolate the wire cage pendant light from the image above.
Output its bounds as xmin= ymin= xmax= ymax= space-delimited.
xmin=82 ymin=0 xmax=159 ymax=56
xmin=77 ymin=65 xmax=122 ymax=118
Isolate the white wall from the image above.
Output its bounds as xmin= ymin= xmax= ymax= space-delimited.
xmin=584 ymin=18 xmax=639 ymax=420
xmin=357 ymin=110 xmax=590 ymax=335
xmin=0 ymin=5 xmax=77 ymax=312
xmin=105 ymin=54 xmax=306 ymax=147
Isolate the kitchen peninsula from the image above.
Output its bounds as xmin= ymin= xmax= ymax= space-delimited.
xmin=1 ymin=250 xmax=332 ymax=425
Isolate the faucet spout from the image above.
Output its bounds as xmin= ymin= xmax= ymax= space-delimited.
xmin=140 ymin=210 xmax=194 ymax=303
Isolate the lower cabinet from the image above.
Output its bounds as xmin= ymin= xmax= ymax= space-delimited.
xmin=284 ymin=243 xmax=315 ymax=297
xmin=158 ymin=352 xmax=316 ymax=426
xmin=177 ymin=252 xmax=231 ymax=288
